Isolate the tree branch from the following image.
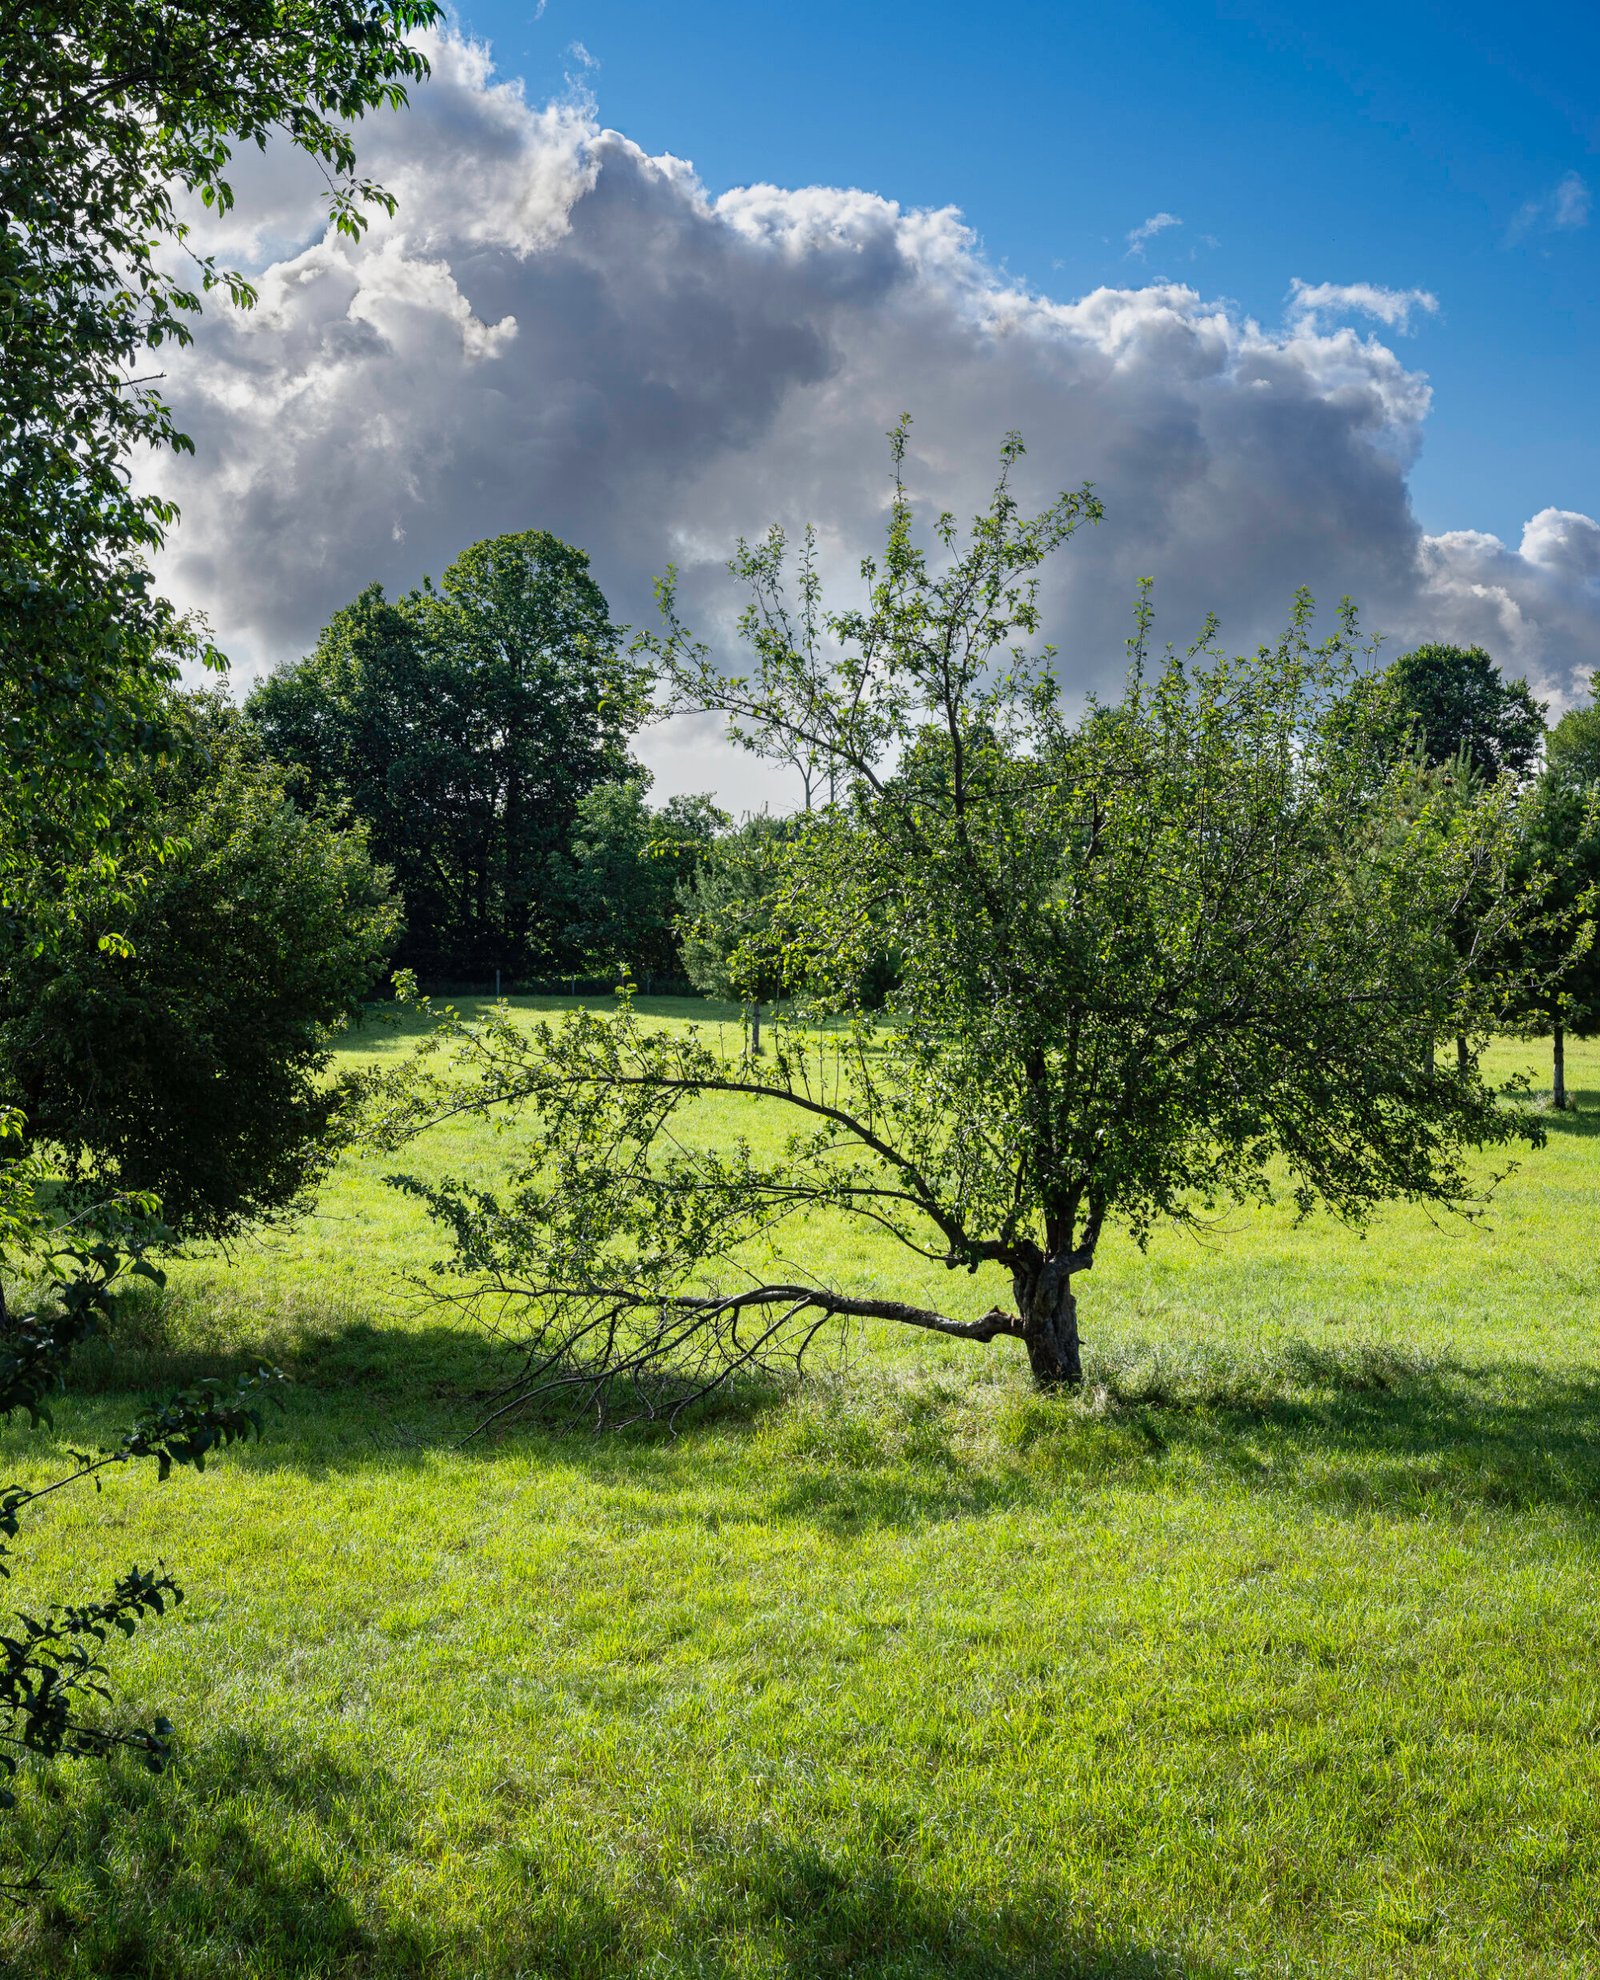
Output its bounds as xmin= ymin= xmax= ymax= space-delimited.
xmin=670 ymin=1283 xmax=1022 ymax=1341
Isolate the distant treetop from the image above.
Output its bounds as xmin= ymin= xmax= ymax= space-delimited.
xmin=1385 ymin=642 xmax=1546 ymax=784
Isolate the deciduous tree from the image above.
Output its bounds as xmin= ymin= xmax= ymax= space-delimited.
xmin=249 ymin=533 xmax=645 ymax=979
xmin=1 ymin=0 xmax=440 ymax=943
xmin=4 ymin=698 xmax=400 ymax=1238
xmin=676 ymin=812 xmax=795 ymax=1050
xmin=570 ymin=779 xmax=726 ymax=985
xmin=0 ymin=1 xmax=431 ymax=1865
xmin=367 ymin=429 xmax=1541 ymax=1416
xmin=1511 ymin=696 xmax=1600 ymax=1106
xmin=1382 ymin=642 xmax=1546 ymax=785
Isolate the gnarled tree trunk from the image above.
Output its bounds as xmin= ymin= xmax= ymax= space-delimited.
xmin=1014 ymin=1254 xmax=1082 ymax=1386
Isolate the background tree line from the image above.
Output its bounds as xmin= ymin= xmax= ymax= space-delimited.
xmin=244 ymin=529 xmax=739 ymax=991
xmin=361 ymin=435 xmax=1593 ymax=1414
xmin=245 ymin=549 xmax=1600 ymax=1095
xmin=14 ymin=521 xmax=1600 ymax=1258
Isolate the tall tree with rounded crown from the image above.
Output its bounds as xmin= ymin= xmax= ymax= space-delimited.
xmin=251 ymin=531 xmax=645 ymax=979
xmin=1382 ymin=643 xmax=1546 ymax=786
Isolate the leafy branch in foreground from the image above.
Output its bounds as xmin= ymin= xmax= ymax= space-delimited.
xmin=1 ymin=0 xmax=411 ymax=1898
xmin=2 ymin=0 xmax=440 ymax=943
xmin=367 ymin=425 xmax=1549 ymax=1419
xmin=0 ymin=1140 xmax=281 ymax=1883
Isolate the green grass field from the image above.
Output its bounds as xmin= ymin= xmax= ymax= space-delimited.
xmin=2 ymin=1000 xmax=1598 ymax=1979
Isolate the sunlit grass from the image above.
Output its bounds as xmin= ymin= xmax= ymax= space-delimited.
xmin=2 ymin=1003 xmax=1597 ymax=1978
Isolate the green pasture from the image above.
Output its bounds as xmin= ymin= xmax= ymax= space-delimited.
xmin=3 ymin=1001 xmax=1599 ymax=1978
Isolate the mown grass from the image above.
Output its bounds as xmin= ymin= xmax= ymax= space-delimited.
xmin=2 ymin=1003 xmax=1598 ymax=1978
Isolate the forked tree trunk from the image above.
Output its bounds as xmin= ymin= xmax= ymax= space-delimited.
xmin=1014 ymin=1255 xmax=1082 ymax=1386
xmin=1554 ymin=1019 xmax=1567 ymax=1111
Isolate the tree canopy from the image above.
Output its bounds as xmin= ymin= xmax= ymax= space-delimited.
xmin=1546 ymin=697 xmax=1600 ymax=788
xmin=1510 ymin=691 xmax=1600 ymax=1105
xmin=570 ymin=779 xmax=726 ymax=984
xmin=676 ymin=811 xmax=796 ymax=1047
xmin=3 ymin=698 xmax=399 ymax=1238
xmin=367 ymin=429 xmax=1542 ymax=1415
xmin=1382 ymin=642 xmax=1546 ymax=785
xmin=248 ymin=532 xmax=646 ymax=980
xmin=0 ymin=0 xmax=434 ymax=1878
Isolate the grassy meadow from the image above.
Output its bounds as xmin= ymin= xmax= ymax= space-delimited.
xmin=2 ymin=998 xmax=1599 ymax=1978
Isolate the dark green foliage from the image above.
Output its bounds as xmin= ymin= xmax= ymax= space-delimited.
xmin=1384 ymin=642 xmax=1546 ymax=784
xmin=1 ymin=699 xmax=398 ymax=1239
xmin=1337 ymin=644 xmax=1550 ymax=1066
xmin=570 ymin=780 xmax=726 ymax=982
xmin=0 ymin=0 xmax=425 ymax=1895
xmin=1509 ymin=692 xmax=1600 ymax=1102
xmin=0 ymin=0 xmax=440 ymax=943
xmin=1516 ymin=780 xmax=1600 ymax=1032
xmin=368 ymin=427 xmax=1545 ymax=1412
xmin=1546 ymin=697 xmax=1600 ymax=787
xmin=248 ymin=533 xmax=646 ymax=979
xmin=676 ymin=812 xmax=796 ymax=1021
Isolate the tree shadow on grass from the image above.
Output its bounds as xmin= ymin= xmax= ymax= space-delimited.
xmin=64 ymin=1293 xmax=507 ymax=1401
xmin=1061 ymin=1335 xmax=1600 ymax=1522
xmin=672 ymin=1839 xmax=1239 ymax=1980
xmin=1523 ymin=1087 xmax=1600 ymax=1137
xmin=548 ymin=1335 xmax=1600 ymax=1540
xmin=36 ymin=1287 xmax=1600 ymax=1540
xmin=761 ymin=1339 xmax=1600 ymax=1537
xmin=1 ymin=1733 xmax=427 ymax=1979
xmin=1 ymin=1733 xmax=1240 ymax=1980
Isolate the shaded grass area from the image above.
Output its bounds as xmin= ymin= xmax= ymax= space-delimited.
xmin=0 ymin=1009 xmax=1597 ymax=1976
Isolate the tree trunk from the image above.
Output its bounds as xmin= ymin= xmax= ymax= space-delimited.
xmin=747 ymin=1002 xmax=763 ymax=1056
xmin=1456 ymin=1033 xmax=1469 ymax=1076
xmin=1014 ymin=1255 xmax=1082 ymax=1387
xmin=1554 ymin=1018 xmax=1567 ymax=1111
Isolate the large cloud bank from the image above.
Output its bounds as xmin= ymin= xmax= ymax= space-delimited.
xmin=146 ymin=31 xmax=1600 ymax=800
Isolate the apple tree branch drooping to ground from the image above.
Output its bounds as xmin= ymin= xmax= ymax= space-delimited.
xmin=369 ymin=427 xmax=1544 ymax=1417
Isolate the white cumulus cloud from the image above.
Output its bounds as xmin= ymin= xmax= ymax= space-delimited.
xmin=142 ymin=30 xmax=1600 ymax=802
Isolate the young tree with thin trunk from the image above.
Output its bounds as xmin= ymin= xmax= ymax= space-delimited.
xmin=367 ymin=428 xmax=1541 ymax=1417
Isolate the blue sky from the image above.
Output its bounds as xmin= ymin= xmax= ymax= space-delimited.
xmin=456 ymin=0 xmax=1597 ymax=546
